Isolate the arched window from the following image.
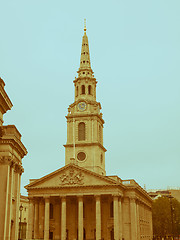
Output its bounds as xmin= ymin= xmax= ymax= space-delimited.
xmin=110 ymin=201 xmax=114 ymax=218
xmin=50 ymin=203 xmax=53 ymax=219
xmin=78 ymin=122 xmax=85 ymax=141
xmin=81 ymin=85 xmax=85 ymax=94
xmin=88 ymin=85 xmax=91 ymax=95
xmin=76 ymin=86 xmax=78 ymax=97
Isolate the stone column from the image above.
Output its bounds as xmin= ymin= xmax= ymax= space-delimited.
xmin=39 ymin=199 xmax=45 ymax=239
xmin=136 ymin=201 xmax=140 ymax=240
xmin=61 ymin=196 xmax=66 ymax=240
xmin=34 ymin=200 xmax=39 ymax=239
xmin=6 ymin=164 xmax=14 ymax=240
xmin=113 ymin=195 xmax=119 ymax=240
xmin=95 ymin=195 xmax=101 ymax=240
xmin=27 ymin=198 xmax=34 ymax=240
xmin=149 ymin=208 xmax=153 ymax=239
xmin=2 ymin=164 xmax=10 ymax=240
xmin=78 ymin=196 xmax=83 ymax=240
xmin=44 ymin=197 xmax=50 ymax=240
xmin=130 ymin=198 xmax=137 ymax=240
xmin=14 ymin=172 xmax=21 ymax=240
xmin=119 ymin=197 xmax=123 ymax=240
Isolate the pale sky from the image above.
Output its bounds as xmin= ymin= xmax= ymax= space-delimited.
xmin=0 ymin=0 xmax=180 ymax=196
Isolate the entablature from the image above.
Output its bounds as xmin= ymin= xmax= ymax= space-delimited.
xmin=0 ymin=125 xmax=27 ymax=158
xmin=66 ymin=113 xmax=104 ymax=125
xmin=63 ymin=142 xmax=107 ymax=152
xmin=73 ymin=76 xmax=97 ymax=84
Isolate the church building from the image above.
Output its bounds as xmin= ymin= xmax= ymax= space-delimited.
xmin=25 ymin=25 xmax=153 ymax=240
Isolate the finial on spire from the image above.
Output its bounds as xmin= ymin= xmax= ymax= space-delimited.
xmin=84 ymin=18 xmax=86 ymax=32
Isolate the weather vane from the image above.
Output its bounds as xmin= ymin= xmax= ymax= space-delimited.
xmin=84 ymin=18 xmax=86 ymax=32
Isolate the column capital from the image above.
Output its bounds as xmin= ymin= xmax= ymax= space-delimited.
xmin=129 ymin=196 xmax=137 ymax=202
xmin=60 ymin=195 xmax=66 ymax=202
xmin=77 ymin=195 xmax=84 ymax=200
xmin=112 ymin=193 xmax=120 ymax=198
xmin=34 ymin=197 xmax=41 ymax=203
xmin=44 ymin=196 xmax=50 ymax=203
xmin=94 ymin=194 xmax=101 ymax=200
xmin=28 ymin=197 xmax=34 ymax=203
xmin=39 ymin=198 xmax=45 ymax=204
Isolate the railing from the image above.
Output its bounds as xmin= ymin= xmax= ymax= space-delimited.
xmin=122 ymin=179 xmax=137 ymax=186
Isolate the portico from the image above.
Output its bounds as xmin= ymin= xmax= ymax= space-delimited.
xmin=25 ymin=164 xmax=152 ymax=240
xmin=27 ymin=194 xmax=124 ymax=240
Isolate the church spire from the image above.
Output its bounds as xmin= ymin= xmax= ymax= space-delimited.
xmin=78 ymin=19 xmax=92 ymax=74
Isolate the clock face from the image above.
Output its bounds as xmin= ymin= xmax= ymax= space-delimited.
xmin=78 ymin=102 xmax=87 ymax=111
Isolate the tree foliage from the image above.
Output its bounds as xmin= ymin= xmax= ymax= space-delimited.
xmin=152 ymin=196 xmax=180 ymax=238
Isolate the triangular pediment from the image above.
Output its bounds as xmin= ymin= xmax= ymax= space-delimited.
xmin=25 ymin=164 xmax=118 ymax=189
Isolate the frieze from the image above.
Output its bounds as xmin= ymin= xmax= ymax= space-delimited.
xmin=59 ymin=169 xmax=84 ymax=185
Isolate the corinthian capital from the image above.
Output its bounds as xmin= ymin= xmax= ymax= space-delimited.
xmin=0 ymin=156 xmax=13 ymax=164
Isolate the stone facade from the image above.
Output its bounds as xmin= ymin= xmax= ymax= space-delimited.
xmin=25 ymin=25 xmax=153 ymax=240
xmin=19 ymin=195 xmax=29 ymax=239
xmin=0 ymin=77 xmax=27 ymax=240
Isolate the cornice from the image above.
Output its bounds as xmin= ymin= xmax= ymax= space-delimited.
xmin=69 ymin=99 xmax=101 ymax=109
xmin=73 ymin=76 xmax=97 ymax=84
xmin=125 ymin=184 xmax=152 ymax=203
xmin=66 ymin=113 xmax=104 ymax=124
xmin=27 ymin=184 xmax=124 ymax=190
xmin=0 ymin=77 xmax=13 ymax=114
xmin=63 ymin=142 xmax=107 ymax=152
xmin=0 ymin=136 xmax=27 ymax=158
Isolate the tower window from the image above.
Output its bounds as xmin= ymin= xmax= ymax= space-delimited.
xmin=77 ymin=152 xmax=86 ymax=161
xmin=76 ymin=86 xmax=78 ymax=97
xmin=88 ymin=85 xmax=91 ymax=95
xmin=78 ymin=122 xmax=85 ymax=141
xmin=81 ymin=85 xmax=85 ymax=94
xmin=83 ymin=61 xmax=85 ymax=63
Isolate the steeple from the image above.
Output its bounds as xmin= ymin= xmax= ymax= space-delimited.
xmin=78 ymin=20 xmax=93 ymax=76
xmin=64 ymin=22 xmax=106 ymax=176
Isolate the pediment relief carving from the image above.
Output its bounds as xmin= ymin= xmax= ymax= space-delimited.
xmin=59 ymin=169 xmax=84 ymax=185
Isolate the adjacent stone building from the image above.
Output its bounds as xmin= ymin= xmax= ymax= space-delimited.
xmin=25 ymin=26 xmax=153 ymax=240
xmin=0 ymin=77 xmax=27 ymax=240
xmin=19 ymin=195 xmax=29 ymax=240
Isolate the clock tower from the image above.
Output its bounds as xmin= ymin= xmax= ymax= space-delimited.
xmin=64 ymin=23 xmax=106 ymax=176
